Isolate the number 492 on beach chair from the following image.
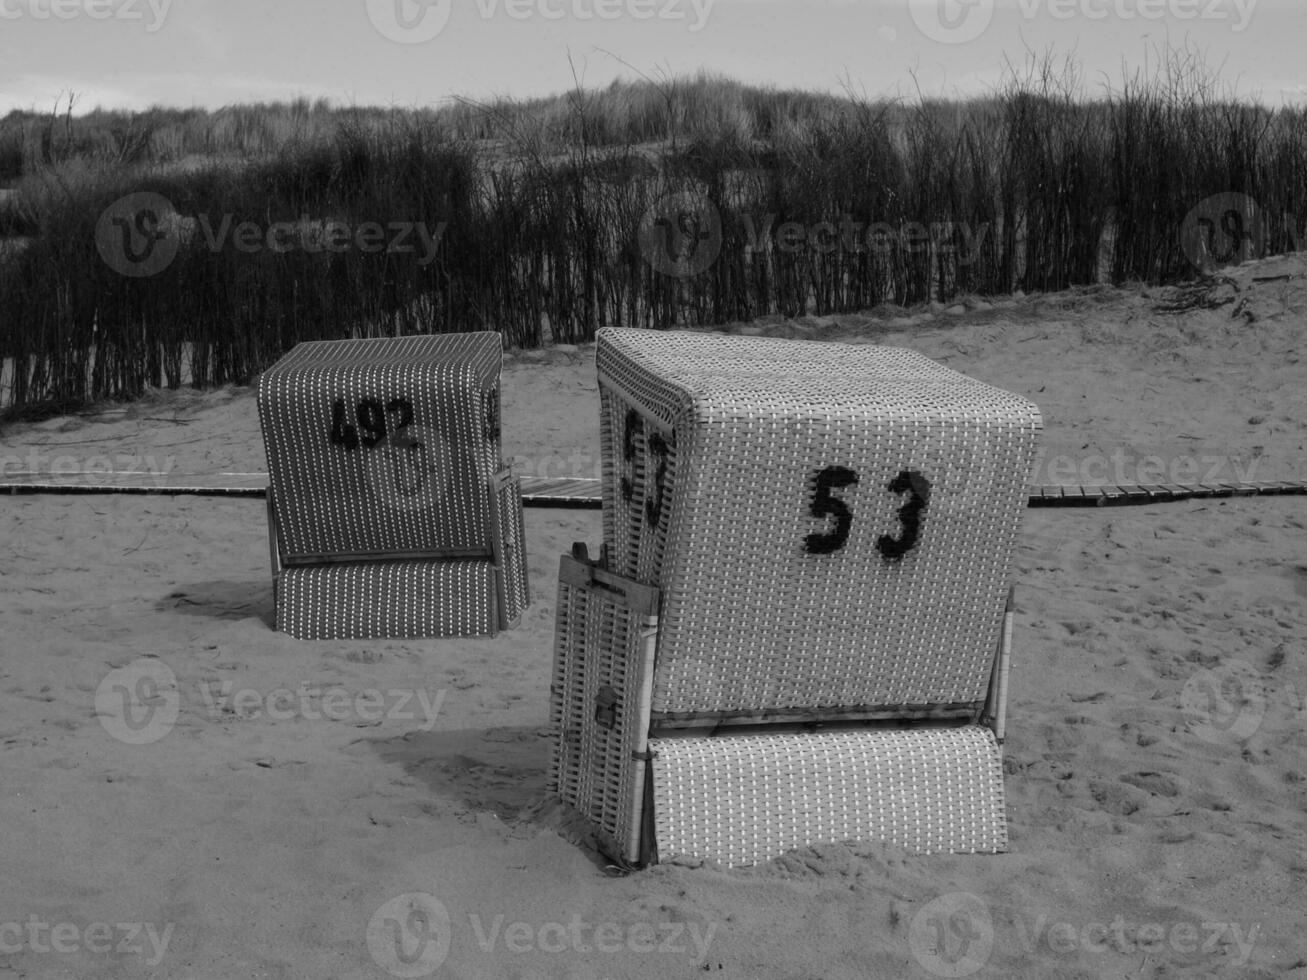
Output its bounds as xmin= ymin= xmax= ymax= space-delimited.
xmin=548 ymin=328 xmax=1042 ymax=868
xmin=257 ymin=333 xmax=529 ymax=640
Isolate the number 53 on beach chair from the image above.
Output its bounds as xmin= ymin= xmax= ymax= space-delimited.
xmin=257 ymin=333 xmax=529 ymax=640
xmin=548 ymin=328 xmax=1041 ymax=868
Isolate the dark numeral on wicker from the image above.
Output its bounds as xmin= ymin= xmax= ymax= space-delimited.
xmin=483 ymin=393 xmax=500 ymax=443
xmin=329 ymin=397 xmax=417 ymax=451
xmin=877 ymin=469 xmax=931 ymax=560
xmin=805 ymin=466 xmax=860 ymax=555
xmin=386 ymin=396 xmax=415 ymax=435
xmin=358 ymin=399 xmax=387 ymax=448
xmin=621 ymin=408 xmax=641 ymax=503
xmin=645 ymin=432 xmax=671 ymax=526
xmin=1199 ymin=210 xmax=1249 ymax=264
xmin=330 ymin=398 xmax=360 ymax=450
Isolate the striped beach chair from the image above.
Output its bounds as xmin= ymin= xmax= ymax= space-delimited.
xmin=548 ymin=328 xmax=1041 ymax=867
xmin=258 ymin=333 xmax=529 ymax=640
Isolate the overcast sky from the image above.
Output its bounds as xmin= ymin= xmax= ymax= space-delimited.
xmin=0 ymin=0 xmax=1301 ymax=116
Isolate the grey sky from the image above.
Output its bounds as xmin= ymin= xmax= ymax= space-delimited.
xmin=0 ymin=0 xmax=1300 ymax=115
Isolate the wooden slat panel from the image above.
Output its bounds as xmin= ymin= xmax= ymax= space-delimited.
xmin=2 ymin=473 xmax=1305 ymax=506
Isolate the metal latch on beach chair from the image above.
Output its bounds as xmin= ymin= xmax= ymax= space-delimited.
xmin=595 ymin=686 xmax=619 ymax=730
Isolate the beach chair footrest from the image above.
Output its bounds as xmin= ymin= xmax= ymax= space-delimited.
xmin=649 ymin=726 xmax=1007 ymax=867
xmin=277 ymin=560 xmax=504 ymax=639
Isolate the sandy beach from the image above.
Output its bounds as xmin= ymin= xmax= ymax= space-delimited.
xmin=2 ymin=253 xmax=1305 ymax=979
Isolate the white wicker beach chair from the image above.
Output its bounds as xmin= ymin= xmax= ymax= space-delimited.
xmin=548 ymin=328 xmax=1041 ymax=868
xmin=257 ymin=334 xmax=529 ymax=640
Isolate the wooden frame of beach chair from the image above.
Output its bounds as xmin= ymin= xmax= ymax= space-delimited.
xmin=547 ymin=329 xmax=1041 ymax=868
xmin=258 ymin=333 xmax=529 ymax=640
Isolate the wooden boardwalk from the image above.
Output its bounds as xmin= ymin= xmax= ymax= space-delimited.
xmin=1 ymin=472 xmax=1305 ymax=508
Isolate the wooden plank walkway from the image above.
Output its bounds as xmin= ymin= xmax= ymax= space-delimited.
xmin=1 ymin=473 xmax=1305 ymax=508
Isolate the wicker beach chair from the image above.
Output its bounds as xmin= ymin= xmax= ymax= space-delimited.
xmin=548 ymin=328 xmax=1041 ymax=868
xmin=257 ymin=333 xmax=529 ymax=640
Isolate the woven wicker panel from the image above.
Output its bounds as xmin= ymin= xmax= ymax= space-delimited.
xmin=545 ymin=571 xmax=584 ymax=800
xmin=650 ymin=726 xmax=1007 ymax=867
xmin=547 ymin=556 xmax=659 ymax=865
xmin=492 ymin=475 xmax=530 ymax=628
xmin=595 ymin=328 xmax=1041 ymax=716
xmin=259 ymin=334 xmax=502 ymax=560
xmin=277 ymin=560 xmax=499 ymax=640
